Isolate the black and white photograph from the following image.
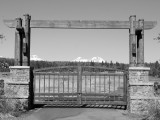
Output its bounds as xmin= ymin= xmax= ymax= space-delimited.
xmin=0 ymin=0 xmax=160 ymax=119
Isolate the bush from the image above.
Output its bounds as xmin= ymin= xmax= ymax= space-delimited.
xmin=142 ymin=99 xmax=160 ymax=120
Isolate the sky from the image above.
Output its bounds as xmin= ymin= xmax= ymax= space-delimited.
xmin=0 ymin=0 xmax=160 ymax=63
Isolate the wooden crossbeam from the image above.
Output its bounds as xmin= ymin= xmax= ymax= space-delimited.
xmin=4 ymin=20 xmax=157 ymax=30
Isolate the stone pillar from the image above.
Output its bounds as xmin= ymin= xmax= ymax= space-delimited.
xmin=6 ymin=66 xmax=31 ymax=110
xmin=128 ymin=67 xmax=154 ymax=115
xmin=129 ymin=15 xmax=137 ymax=67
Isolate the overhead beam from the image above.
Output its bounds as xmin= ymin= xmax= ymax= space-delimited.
xmin=4 ymin=20 xmax=157 ymax=30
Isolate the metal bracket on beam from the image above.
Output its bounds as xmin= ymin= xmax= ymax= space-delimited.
xmin=15 ymin=18 xmax=23 ymax=31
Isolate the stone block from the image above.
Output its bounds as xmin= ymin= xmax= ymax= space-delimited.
xmin=129 ymin=67 xmax=150 ymax=83
xmin=129 ymin=98 xmax=160 ymax=115
xmin=9 ymin=66 xmax=30 ymax=83
xmin=129 ymin=85 xmax=154 ymax=98
xmin=0 ymin=98 xmax=29 ymax=111
xmin=129 ymin=99 xmax=152 ymax=115
xmin=5 ymin=84 xmax=29 ymax=98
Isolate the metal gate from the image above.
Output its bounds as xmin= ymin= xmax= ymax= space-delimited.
xmin=33 ymin=66 xmax=127 ymax=107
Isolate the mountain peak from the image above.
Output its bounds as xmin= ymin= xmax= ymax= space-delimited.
xmin=30 ymin=55 xmax=43 ymax=61
xmin=73 ymin=57 xmax=105 ymax=63
xmin=73 ymin=57 xmax=88 ymax=62
xmin=91 ymin=57 xmax=105 ymax=63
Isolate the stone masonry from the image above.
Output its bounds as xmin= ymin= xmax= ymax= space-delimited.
xmin=6 ymin=66 xmax=31 ymax=110
xmin=128 ymin=67 xmax=155 ymax=115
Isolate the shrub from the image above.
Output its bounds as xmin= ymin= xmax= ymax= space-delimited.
xmin=142 ymin=98 xmax=160 ymax=120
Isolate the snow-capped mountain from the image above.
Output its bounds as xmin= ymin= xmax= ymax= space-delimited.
xmin=73 ymin=57 xmax=88 ymax=62
xmin=73 ymin=57 xmax=105 ymax=63
xmin=91 ymin=57 xmax=105 ymax=63
xmin=30 ymin=55 xmax=43 ymax=61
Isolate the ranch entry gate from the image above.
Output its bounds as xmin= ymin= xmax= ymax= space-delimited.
xmin=33 ymin=66 xmax=127 ymax=107
xmin=3 ymin=14 xmax=157 ymax=113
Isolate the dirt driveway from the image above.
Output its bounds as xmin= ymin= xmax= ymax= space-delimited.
xmin=17 ymin=108 xmax=134 ymax=120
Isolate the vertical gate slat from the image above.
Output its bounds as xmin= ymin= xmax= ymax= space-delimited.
xmin=48 ymin=75 xmax=50 ymax=101
xmin=53 ymin=75 xmax=55 ymax=93
xmin=53 ymin=75 xmax=54 ymax=101
xmin=104 ymin=75 xmax=105 ymax=102
xmin=117 ymin=76 xmax=121 ymax=100
xmin=99 ymin=75 xmax=101 ymax=93
xmin=73 ymin=75 xmax=74 ymax=93
xmin=72 ymin=75 xmax=74 ymax=102
xmin=44 ymin=74 xmax=45 ymax=94
xmin=63 ymin=75 xmax=64 ymax=93
xmin=39 ymin=74 xmax=40 ymax=97
xmin=94 ymin=74 xmax=97 ymax=93
xmin=77 ymin=66 xmax=82 ymax=105
xmin=49 ymin=74 xmax=50 ymax=94
xmin=109 ymin=75 xmax=110 ymax=102
xmin=68 ymin=74 xmax=69 ymax=93
xmin=90 ymin=75 xmax=91 ymax=93
xmin=85 ymin=75 xmax=87 ymax=93
xmin=119 ymin=75 xmax=120 ymax=88
xmin=114 ymin=75 xmax=116 ymax=101
xmin=34 ymin=74 xmax=36 ymax=103
xmin=58 ymin=74 xmax=60 ymax=93
xmin=94 ymin=74 xmax=95 ymax=103
xmin=62 ymin=74 xmax=64 ymax=102
xmin=52 ymin=75 xmax=55 ymax=102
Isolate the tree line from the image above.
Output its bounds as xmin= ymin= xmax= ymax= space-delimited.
xmin=0 ymin=57 xmax=160 ymax=78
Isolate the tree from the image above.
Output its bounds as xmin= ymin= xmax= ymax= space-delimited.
xmin=154 ymin=33 xmax=160 ymax=41
xmin=0 ymin=34 xmax=6 ymax=44
xmin=109 ymin=61 xmax=113 ymax=68
xmin=90 ymin=61 xmax=94 ymax=66
xmin=0 ymin=34 xmax=5 ymax=40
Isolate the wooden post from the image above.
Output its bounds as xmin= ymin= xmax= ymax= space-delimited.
xmin=15 ymin=18 xmax=23 ymax=66
xmin=129 ymin=16 xmax=137 ymax=67
xmin=22 ymin=14 xmax=31 ymax=66
xmin=137 ymin=19 xmax=144 ymax=66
